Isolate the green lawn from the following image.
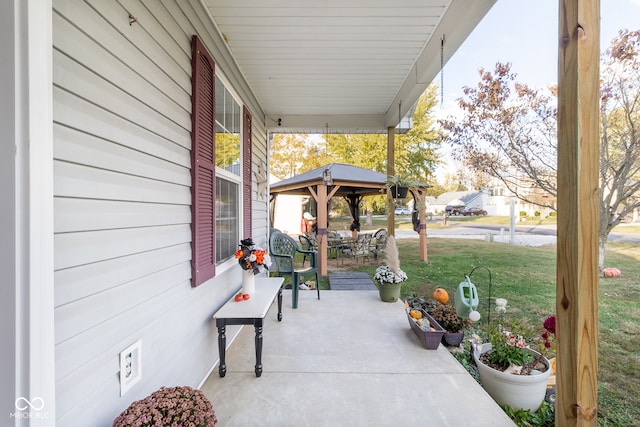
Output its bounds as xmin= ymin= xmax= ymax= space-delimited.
xmin=323 ymin=237 xmax=639 ymax=426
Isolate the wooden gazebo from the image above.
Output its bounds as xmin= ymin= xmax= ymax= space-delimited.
xmin=270 ymin=163 xmax=429 ymax=276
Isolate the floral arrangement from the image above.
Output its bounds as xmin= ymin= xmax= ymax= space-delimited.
xmin=374 ymin=265 xmax=407 ymax=284
xmin=373 ymin=236 xmax=407 ymax=284
xmin=471 ymin=313 xmax=552 ymax=375
xmin=486 ymin=326 xmax=533 ymax=368
xmin=541 ymin=314 xmax=556 ymax=352
xmin=234 ymin=238 xmax=271 ymax=274
xmin=112 ymin=386 xmax=217 ymax=427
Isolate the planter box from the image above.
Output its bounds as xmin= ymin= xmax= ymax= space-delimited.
xmin=406 ymin=310 xmax=445 ymax=350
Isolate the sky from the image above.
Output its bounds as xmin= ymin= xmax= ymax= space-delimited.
xmin=433 ymin=0 xmax=640 ymax=180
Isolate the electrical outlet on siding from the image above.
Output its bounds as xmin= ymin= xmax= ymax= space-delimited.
xmin=119 ymin=340 xmax=142 ymax=396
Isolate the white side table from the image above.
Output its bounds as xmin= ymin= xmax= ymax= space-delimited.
xmin=213 ymin=277 xmax=284 ymax=377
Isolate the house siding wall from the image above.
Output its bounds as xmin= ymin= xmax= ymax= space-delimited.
xmin=52 ymin=0 xmax=267 ymax=425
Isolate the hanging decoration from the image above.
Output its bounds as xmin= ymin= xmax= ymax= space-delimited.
xmin=440 ymin=34 xmax=445 ymax=108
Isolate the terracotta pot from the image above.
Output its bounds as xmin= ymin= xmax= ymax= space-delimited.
xmin=473 ymin=343 xmax=551 ymax=412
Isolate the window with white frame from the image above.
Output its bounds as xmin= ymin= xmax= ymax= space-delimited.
xmin=214 ymin=77 xmax=242 ymax=263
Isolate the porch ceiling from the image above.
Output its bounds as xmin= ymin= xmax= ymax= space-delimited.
xmin=202 ymin=0 xmax=496 ymax=133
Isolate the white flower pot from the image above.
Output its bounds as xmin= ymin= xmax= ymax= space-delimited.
xmin=242 ymin=269 xmax=256 ymax=295
xmin=474 ymin=343 xmax=551 ymax=412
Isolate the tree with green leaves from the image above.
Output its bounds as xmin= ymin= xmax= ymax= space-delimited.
xmin=270 ymin=133 xmax=330 ymax=179
xmin=440 ymin=30 xmax=640 ymax=272
xmin=324 ymin=86 xmax=441 ymax=215
xmin=269 ymin=86 xmax=442 ymax=220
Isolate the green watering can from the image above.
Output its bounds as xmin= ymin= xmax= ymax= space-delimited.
xmin=455 ymin=275 xmax=481 ymax=321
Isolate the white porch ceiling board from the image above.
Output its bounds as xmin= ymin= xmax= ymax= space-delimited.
xmin=203 ymin=0 xmax=496 ymax=133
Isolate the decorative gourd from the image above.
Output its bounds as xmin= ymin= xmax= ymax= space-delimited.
xmin=433 ymin=288 xmax=449 ymax=304
xmin=602 ymin=267 xmax=621 ymax=277
xmin=409 ymin=309 xmax=423 ymax=319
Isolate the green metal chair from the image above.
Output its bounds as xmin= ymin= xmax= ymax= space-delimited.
xmin=298 ymin=234 xmax=318 ymax=267
xmin=269 ymin=231 xmax=319 ymax=308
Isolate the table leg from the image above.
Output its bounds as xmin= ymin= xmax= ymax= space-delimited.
xmin=254 ymin=319 xmax=264 ymax=377
xmin=217 ymin=323 xmax=227 ymax=377
xmin=277 ymin=285 xmax=283 ymax=321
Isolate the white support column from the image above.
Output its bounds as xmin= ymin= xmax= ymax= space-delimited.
xmin=1 ymin=1 xmax=55 ymax=425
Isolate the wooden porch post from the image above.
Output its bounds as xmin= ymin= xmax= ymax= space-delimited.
xmin=556 ymin=0 xmax=600 ymax=425
xmin=387 ymin=126 xmax=395 ymax=236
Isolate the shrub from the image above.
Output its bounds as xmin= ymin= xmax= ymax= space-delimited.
xmin=113 ymin=386 xmax=217 ymax=427
xmin=428 ymin=303 xmax=471 ymax=332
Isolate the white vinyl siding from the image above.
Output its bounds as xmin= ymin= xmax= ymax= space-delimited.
xmin=52 ymin=0 xmax=266 ymax=424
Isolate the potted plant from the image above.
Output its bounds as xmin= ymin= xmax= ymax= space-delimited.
xmin=471 ymin=319 xmax=551 ymax=412
xmin=386 ymin=175 xmax=416 ymax=199
xmin=428 ymin=302 xmax=471 ymax=346
xmin=113 ymin=386 xmax=217 ymax=427
xmin=372 ymin=236 xmax=406 ymax=302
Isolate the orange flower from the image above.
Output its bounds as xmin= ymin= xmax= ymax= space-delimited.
xmin=254 ymin=250 xmax=266 ymax=264
xmin=234 ymin=249 xmax=244 ymax=259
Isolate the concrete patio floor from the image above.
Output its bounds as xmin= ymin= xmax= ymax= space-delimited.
xmin=201 ymin=289 xmax=515 ymax=426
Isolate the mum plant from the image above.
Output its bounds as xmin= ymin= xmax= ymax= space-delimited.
xmin=373 ymin=236 xmax=407 ymax=284
xmin=428 ymin=302 xmax=471 ymax=333
xmin=112 ymin=386 xmax=217 ymax=427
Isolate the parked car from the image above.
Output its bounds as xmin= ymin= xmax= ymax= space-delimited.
xmin=394 ymin=207 xmax=411 ymax=215
xmin=462 ymin=207 xmax=487 ymax=216
xmin=445 ymin=205 xmax=464 ymax=215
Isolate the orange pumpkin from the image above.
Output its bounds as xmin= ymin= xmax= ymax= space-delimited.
xmin=433 ymin=288 xmax=449 ymax=304
xmin=602 ymin=267 xmax=621 ymax=277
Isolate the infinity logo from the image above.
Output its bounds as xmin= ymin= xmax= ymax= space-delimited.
xmin=15 ymin=397 xmax=45 ymax=411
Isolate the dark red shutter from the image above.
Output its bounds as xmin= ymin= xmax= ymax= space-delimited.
xmin=191 ymin=35 xmax=216 ymax=287
xmin=243 ymin=106 xmax=252 ymax=238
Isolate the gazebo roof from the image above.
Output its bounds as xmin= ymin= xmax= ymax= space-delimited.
xmin=270 ymin=163 xmax=389 ymax=197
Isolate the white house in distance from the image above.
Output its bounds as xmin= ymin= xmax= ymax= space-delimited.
xmin=3 ymin=1 xmax=498 ymax=425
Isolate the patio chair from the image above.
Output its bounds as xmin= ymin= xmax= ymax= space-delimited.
xmin=349 ymin=233 xmax=372 ymax=264
xmin=269 ymin=231 xmax=319 ymax=309
xmin=298 ymin=234 xmax=318 ymax=267
xmin=370 ymin=229 xmax=388 ymax=261
xmin=327 ymin=230 xmax=348 ymax=266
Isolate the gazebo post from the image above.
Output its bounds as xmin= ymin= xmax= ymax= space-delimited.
xmin=316 ymin=183 xmax=329 ymax=277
